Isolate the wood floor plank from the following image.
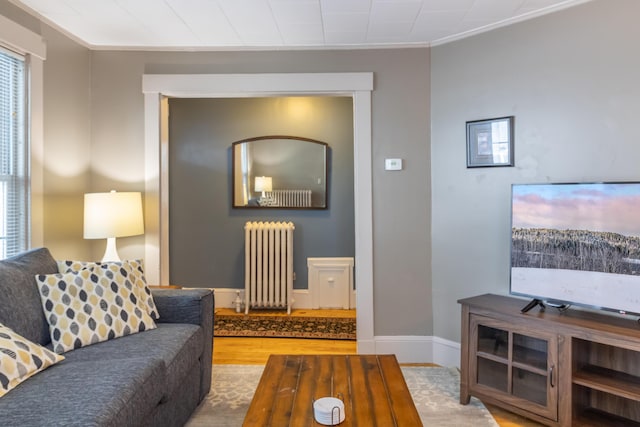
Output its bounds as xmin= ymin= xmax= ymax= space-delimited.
xmin=213 ymin=337 xmax=357 ymax=364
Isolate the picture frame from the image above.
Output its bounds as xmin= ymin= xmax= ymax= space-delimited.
xmin=466 ymin=116 xmax=514 ymax=168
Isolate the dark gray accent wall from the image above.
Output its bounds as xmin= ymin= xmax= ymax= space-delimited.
xmin=167 ymin=97 xmax=354 ymax=290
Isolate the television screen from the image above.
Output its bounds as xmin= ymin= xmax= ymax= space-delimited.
xmin=510 ymin=182 xmax=640 ymax=315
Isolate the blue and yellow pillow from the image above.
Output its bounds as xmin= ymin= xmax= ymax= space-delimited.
xmin=0 ymin=323 xmax=64 ymax=397
xmin=36 ymin=267 xmax=156 ymax=354
xmin=57 ymin=259 xmax=159 ymax=320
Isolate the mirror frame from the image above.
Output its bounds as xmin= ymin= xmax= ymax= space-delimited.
xmin=231 ymin=135 xmax=329 ymax=209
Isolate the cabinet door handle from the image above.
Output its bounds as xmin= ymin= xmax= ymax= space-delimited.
xmin=549 ymin=365 xmax=555 ymax=388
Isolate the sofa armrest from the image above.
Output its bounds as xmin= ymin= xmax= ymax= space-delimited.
xmin=151 ymin=288 xmax=214 ymax=400
xmin=151 ymin=288 xmax=214 ymax=327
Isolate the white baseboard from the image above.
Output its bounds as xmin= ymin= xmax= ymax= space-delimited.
xmin=214 ymin=288 xmax=311 ymax=308
xmin=371 ymin=336 xmax=460 ymax=367
xmin=430 ymin=336 xmax=461 ymax=367
xmin=212 ymin=287 xmax=331 ymax=310
xmin=356 ymin=339 xmax=376 ymax=354
xmin=293 ymin=289 xmax=311 ymax=308
xmin=210 ymin=288 xmax=242 ymax=310
xmin=374 ymin=336 xmax=432 ymax=363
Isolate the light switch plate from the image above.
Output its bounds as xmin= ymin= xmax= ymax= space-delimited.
xmin=385 ymin=158 xmax=403 ymax=170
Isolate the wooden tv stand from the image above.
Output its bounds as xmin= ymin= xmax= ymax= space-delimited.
xmin=459 ymin=294 xmax=640 ymax=427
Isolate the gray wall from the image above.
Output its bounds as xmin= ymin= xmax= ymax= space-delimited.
xmin=8 ymin=0 xmax=635 ymax=344
xmin=0 ymin=0 xmax=93 ymax=260
xmin=41 ymin=22 xmax=92 ymax=260
xmin=431 ymin=0 xmax=640 ymax=342
xmin=167 ymin=96 xmax=354 ymax=290
xmin=87 ymin=48 xmax=432 ymax=336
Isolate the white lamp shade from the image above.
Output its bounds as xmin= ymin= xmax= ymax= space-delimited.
xmin=254 ymin=176 xmax=272 ymax=193
xmin=84 ymin=191 xmax=144 ymax=239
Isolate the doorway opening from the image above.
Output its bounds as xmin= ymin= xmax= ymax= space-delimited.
xmin=142 ymin=73 xmax=374 ymax=352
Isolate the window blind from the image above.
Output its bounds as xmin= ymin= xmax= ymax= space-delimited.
xmin=0 ymin=47 xmax=28 ymax=259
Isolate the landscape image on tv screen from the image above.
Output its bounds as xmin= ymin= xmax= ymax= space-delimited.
xmin=510 ymin=182 xmax=640 ymax=314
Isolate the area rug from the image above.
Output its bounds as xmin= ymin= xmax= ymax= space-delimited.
xmin=185 ymin=365 xmax=498 ymax=426
xmin=214 ymin=315 xmax=356 ymax=340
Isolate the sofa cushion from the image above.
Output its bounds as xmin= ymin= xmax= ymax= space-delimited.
xmin=152 ymin=288 xmax=214 ymax=401
xmin=0 ymin=357 xmax=166 ymax=426
xmin=57 ymin=259 xmax=160 ymax=320
xmin=36 ymin=267 xmax=157 ymax=354
xmin=62 ymin=323 xmax=203 ymax=399
xmin=0 ymin=248 xmax=58 ymax=346
xmin=0 ymin=323 xmax=65 ymax=397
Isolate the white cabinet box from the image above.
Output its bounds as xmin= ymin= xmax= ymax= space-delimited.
xmin=307 ymin=257 xmax=354 ymax=309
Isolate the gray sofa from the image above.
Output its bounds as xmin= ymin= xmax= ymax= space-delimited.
xmin=0 ymin=248 xmax=214 ymax=426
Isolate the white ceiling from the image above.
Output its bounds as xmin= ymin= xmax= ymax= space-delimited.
xmin=11 ymin=0 xmax=591 ymax=50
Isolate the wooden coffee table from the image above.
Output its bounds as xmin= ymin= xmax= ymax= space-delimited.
xmin=243 ymin=354 xmax=422 ymax=426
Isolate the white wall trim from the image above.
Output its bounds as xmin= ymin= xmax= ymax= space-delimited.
xmin=352 ymin=88 xmax=374 ymax=354
xmin=0 ymin=15 xmax=46 ymax=249
xmin=430 ymin=0 xmax=594 ymax=47
xmin=0 ymin=15 xmax=46 ymax=60
xmin=292 ymin=289 xmax=312 ymax=309
xmin=142 ymin=93 xmax=160 ymax=280
xmin=29 ymin=55 xmax=45 ymax=249
xmin=142 ymin=73 xmax=373 ymax=95
xmin=431 ymin=336 xmax=461 ymax=368
xmin=214 ymin=287 xmax=353 ymax=311
xmin=142 ymin=72 xmax=374 ymax=352
xmin=374 ymin=336 xmax=461 ymax=367
xmin=209 ymin=288 xmax=243 ymax=311
xmin=374 ymin=336 xmax=433 ymax=364
xmin=214 ymin=288 xmax=312 ymax=310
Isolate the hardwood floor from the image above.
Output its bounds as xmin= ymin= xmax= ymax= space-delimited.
xmin=484 ymin=405 xmax=546 ymax=427
xmin=213 ymin=336 xmax=357 ymax=364
xmin=212 ymin=308 xmax=540 ymax=426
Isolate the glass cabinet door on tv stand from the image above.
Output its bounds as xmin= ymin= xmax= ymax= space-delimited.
xmin=469 ymin=315 xmax=559 ymax=422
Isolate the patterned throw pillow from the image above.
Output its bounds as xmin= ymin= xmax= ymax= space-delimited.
xmin=57 ymin=259 xmax=159 ymax=320
xmin=36 ymin=268 xmax=157 ymax=354
xmin=0 ymin=323 xmax=65 ymax=397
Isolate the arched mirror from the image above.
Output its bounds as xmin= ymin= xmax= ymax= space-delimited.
xmin=232 ymin=136 xmax=328 ymax=209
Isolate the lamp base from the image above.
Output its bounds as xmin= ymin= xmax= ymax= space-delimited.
xmin=101 ymin=237 xmax=121 ymax=262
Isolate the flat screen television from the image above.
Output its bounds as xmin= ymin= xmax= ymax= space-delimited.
xmin=510 ymin=181 xmax=640 ymax=315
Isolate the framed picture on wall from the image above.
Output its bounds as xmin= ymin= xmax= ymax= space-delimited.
xmin=466 ymin=116 xmax=514 ymax=168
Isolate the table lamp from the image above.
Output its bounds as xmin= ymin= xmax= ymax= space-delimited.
xmin=84 ymin=190 xmax=144 ymax=262
xmin=254 ymin=176 xmax=272 ymax=198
